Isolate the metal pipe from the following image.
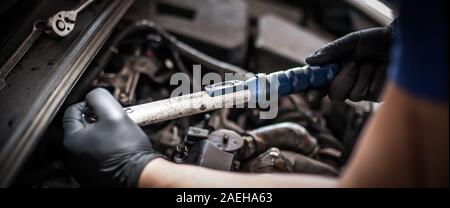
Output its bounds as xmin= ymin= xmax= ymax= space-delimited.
xmin=126 ymin=89 xmax=251 ymax=126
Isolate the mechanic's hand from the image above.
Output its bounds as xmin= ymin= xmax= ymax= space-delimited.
xmin=63 ymin=88 xmax=164 ymax=187
xmin=306 ymin=26 xmax=394 ymax=102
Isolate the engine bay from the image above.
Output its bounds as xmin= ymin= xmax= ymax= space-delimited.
xmin=0 ymin=0 xmax=389 ymax=187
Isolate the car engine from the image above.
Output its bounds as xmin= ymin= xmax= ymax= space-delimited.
xmin=0 ymin=0 xmax=392 ymax=187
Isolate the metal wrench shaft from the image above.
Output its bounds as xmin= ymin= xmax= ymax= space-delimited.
xmin=73 ymin=0 xmax=95 ymax=14
xmin=0 ymin=21 xmax=47 ymax=90
xmin=126 ymin=85 xmax=251 ymax=126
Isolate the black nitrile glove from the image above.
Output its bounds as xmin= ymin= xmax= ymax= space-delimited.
xmin=63 ymin=88 xmax=164 ymax=187
xmin=306 ymin=26 xmax=394 ymax=102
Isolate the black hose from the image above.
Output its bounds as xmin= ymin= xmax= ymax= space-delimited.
xmin=246 ymin=122 xmax=319 ymax=156
xmin=133 ymin=20 xmax=250 ymax=77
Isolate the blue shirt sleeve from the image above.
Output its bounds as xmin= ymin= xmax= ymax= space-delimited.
xmin=388 ymin=0 xmax=448 ymax=103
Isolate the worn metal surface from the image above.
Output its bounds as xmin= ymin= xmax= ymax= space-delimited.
xmin=244 ymin=147 xmax=293 ymax=173
xmin=207 ymin=129 xmax=244 ymax=152
xmin=0 ymin=0 xmax=134 ymax=187
xmin=126 ymin=89 xmax=251 ymax=126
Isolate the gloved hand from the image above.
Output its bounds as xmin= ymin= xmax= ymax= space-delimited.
xmin=63 ymin=88 xmax=164 ymax=187
xmin=306 ymin=26 xmax=394 ymax=101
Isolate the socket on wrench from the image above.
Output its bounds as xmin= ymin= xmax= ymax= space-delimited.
xmin=0 ymin=0 xmax=96 ymax=90
xmin=47 ymin=0 xmax=95 ymax=37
